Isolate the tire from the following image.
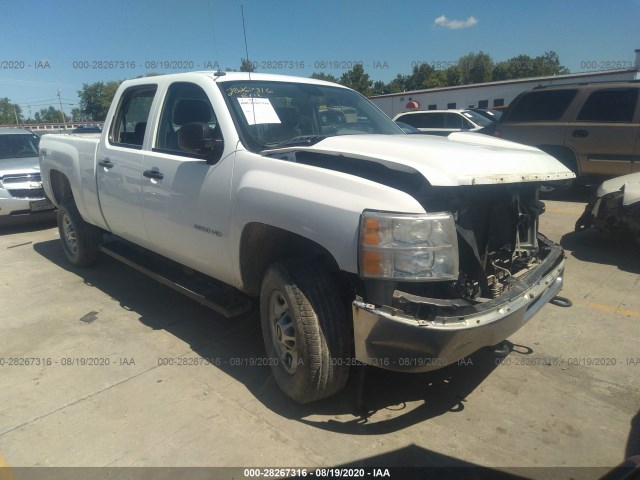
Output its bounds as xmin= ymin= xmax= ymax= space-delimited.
xmin=260 ymin=259 xmax=351 ymax=404
xmin=57 ymin=200 xmax=102 ymax=266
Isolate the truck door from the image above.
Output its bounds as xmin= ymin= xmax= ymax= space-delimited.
xmin=565 ymin=87 xmax=639 ymax=176
xmin=141 ymin=81 xmax=234 ymax=282
xmin=97 ymin=84 xmax=158 ymax=245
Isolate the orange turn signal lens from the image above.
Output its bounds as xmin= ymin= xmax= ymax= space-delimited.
xmin=362 ymin=251 xmax=382 ymax=275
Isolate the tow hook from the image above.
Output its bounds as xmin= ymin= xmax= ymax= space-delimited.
xmin=550 ymin=295 xmax=573 ymax=308
xmin=489 ymin=341 xmax=511 ymax=357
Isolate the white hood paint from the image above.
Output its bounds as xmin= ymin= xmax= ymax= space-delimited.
xmin=597 ymin=172 xmax=640 ymax=206
xmin=268 ymin=133 xmax=575 ymax=186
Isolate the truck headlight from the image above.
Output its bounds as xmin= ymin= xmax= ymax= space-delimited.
xmin=359 ymin=211 xmax=459 ymax=281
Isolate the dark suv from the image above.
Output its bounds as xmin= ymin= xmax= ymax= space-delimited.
xmin=496 ymin=82 xmax=640 ymax=180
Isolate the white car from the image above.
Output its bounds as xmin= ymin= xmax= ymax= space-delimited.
xmin=0 ymin=128 xmax=54 ymax=216
xmin=393 ymin=109 xmax=493 ymax=136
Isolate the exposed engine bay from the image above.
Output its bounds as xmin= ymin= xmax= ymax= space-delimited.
xmin=265 ymin=148 xmax=558 ymax=307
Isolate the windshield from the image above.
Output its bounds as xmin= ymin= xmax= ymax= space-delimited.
xmin=221 ymin=80 xmax=403 ymax=151
xmin=0 ymin=133 xmax=40 ymax=159
xmin=461 ymin=110 xmax=493 ymax=127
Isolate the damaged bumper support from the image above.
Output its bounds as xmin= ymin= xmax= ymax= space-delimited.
xmin=352 ymin=236 xmax=565 ymax=373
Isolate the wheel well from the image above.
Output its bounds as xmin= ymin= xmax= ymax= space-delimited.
xmin=239 ymin=223 xmax=344 ymax=297
xmin=49 ymin=170 xmax=74 ymax=205
xmin=537 ymin=145 xmax=579 ymax=175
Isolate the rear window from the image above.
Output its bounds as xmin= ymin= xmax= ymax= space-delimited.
xmin=504 ymin=89 xmax=578 ymax=122
xmin=576 ymin=88 xmax=639 ymax=122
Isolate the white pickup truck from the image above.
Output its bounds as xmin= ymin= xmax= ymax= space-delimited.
xmin=40 ymin=71 xmax=574 ymax=403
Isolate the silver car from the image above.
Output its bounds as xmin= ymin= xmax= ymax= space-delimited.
xmin=0 ymin=128 xmax=55 ymax=216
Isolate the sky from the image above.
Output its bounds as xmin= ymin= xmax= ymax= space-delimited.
xmin=1 ymin=0 xmax=639 ymax=118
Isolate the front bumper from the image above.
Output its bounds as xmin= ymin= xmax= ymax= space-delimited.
xmin=352 ymin=235 xmax=565 ymax=372
xmin=0 ymin=191 xmax=54 ymax=216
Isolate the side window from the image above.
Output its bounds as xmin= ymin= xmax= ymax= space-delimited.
xmin=155 ymin=82 xmax=223 ymax=160
xmin=109 ymin=85 xmax=157 ymax=149
xmin=577 ymin=88 xmax=639 ymax=123
xmin=505 ymin=90 xmax=577 ymax=122
xmin=445 ymin=113 xmax=464 ymax=129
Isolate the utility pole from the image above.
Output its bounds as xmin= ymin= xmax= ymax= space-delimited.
xmin=12 ymin=105 xmax=19 ymax=125
xmin=57 ymin=89 xmax=68 ymax=131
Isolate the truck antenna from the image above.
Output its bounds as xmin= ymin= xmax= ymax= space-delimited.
xmin=241 ymin=4 xmax=252 ymax=80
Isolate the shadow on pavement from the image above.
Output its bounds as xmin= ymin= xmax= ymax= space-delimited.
xmin=0 ymin=212 xmax=56 ymax=234
xmin=561 ymin=228 xmax=640 ymax=275
xmin=33 ymin=238 xmax=510 ymax=434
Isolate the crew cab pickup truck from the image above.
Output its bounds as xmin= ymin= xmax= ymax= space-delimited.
xmin=40 ymin=72 xmax=574 ymax=403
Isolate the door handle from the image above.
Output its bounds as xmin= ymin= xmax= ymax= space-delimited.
xmin=143 ymin=169 xmax=164 ymax=180
xmin=572 ymin=129 xmax=589 ymax=138
xmin=98 ymin=158 xmax=113 ymax=168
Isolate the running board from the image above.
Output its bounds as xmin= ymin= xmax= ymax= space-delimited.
xmin=100 ymin=241 xmax=252 ymax=318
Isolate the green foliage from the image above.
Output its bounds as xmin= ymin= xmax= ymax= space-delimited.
xmin=338 ymin=63 xmax=372 ymax=96
xmin=458 ymin=51 xmax=493 ymax=84
xmin=0 ymin=98 xmax=22 ymax=124
xmin=310 ymin=72 xmax=338 ymax=83
xmin=78 ymin=81 xmax=121 ymax=121
xmin=33 ymin=106 xmax=70 ymax=123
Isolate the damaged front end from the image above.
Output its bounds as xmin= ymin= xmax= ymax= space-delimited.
xmin=576 ymin=173 xmax=640 ymax=244
xmin=354 ymin=183 xmax=566 ymax=372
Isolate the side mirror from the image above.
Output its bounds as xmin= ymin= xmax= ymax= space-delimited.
xmin=178 ymin=122 xmax=223 ymax=161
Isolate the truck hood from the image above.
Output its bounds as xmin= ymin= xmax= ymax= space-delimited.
xmin=0 ymin=156 xmax=40 ymax=178
xmin=266 ymin=133 xmax=575 ymax=186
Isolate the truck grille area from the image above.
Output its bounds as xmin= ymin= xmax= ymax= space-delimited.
xmin=1 ymin=174 xmax=45 ymax=199
xmin=6 ymin=187 xmax=46 ymax=199
xmin=411 ymin=183 xmax=545 ymax=302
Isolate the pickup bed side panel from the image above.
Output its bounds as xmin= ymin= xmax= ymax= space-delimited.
xmin=40 ymin=135 xmax=109 ymax=230
xmin=230 ymin=151 xmax=426 ymax=282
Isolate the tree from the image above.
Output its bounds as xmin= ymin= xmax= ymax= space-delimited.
xmin=339 ymin=64 xmax=372 ymax=96
xmin=457 ymin=51 xmax=494 ymax=84
xmin=492 ymin=51 xmax=568 ymax=81
xmin=77 ymin=81 xmax=121 ymax=121
xmin=386 ymin=74 xmax=409 ymax=93
xmin=0 ymin=98 xmax=22 ymax=124
xmin=310 ymin=72 xmax=338 ymax=83
xmin=240 ymin=58 xmax=255 ymax=72
xmin=34 ymin=106 xmax=69 ymax=123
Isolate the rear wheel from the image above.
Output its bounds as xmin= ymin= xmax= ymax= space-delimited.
xmin=260 ymin=259 xmax=350 ymax=404
xmin=57 ymin=200 xmax=102 ymax=266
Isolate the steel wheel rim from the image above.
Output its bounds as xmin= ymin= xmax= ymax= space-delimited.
xmin=269 ymin=289 xmax=298 ymax=374
xmin=62 ymin=214 xmax=77 ymax=255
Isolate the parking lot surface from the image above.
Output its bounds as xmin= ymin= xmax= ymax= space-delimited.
xmin=0 ymin=193 xmax=638 ymax=479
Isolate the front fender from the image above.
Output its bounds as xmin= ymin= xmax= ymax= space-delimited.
xmin=229 ymin=151 xmax=426 ymax=280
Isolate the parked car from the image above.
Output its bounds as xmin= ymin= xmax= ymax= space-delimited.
xmin=0 ymin=128 xmax=55 ymax=216
xmin=72 ymin=125 xmax=102 ymax=134
xmin=575 ymin=172 xmax=640 ymax=243
xmin=395 ymin=121 xmax=422 ymax=134
xmin=495 ymin=82 xmax=640 ymax=182
xmin=470 ymin=108 xmax=503 ymax=123
xmin=392 ymin=109 xmax=493 ymax=136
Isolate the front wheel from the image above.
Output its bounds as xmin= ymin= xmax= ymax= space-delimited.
xmin=260 ymin=259 xmax=351 ymax=404
xmin=57 ymin=200 xmax=103 ymax=266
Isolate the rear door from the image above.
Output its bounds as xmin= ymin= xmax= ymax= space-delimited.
xmin=96 ymin=84 xmax=157 ymax=245
xmin=565 ymin=87 xmax=640 ymax=176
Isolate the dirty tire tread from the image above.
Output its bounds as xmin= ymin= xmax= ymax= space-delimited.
xmin=57 ymin=200 xmax=102 ymax=266
xmin=260 ymin=259 xmax=350 ymax=404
